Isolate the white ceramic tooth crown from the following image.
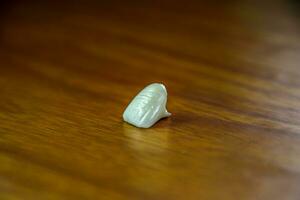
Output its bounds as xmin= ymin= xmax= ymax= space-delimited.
xmin=123 ymin=83 xmax=171 ymax=128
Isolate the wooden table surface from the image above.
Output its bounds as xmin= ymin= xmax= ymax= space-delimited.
xmin=1 ymin=1 xmax=300 ymax=199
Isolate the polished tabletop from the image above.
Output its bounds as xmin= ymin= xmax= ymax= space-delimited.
xmin=1 ymin=0 xmax=300 ymax=199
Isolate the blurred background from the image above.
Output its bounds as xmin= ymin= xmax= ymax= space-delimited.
xmin=0 ymin=0 xmax=300 ymax=199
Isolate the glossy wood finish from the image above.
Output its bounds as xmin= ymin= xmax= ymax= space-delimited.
xmin=1 ymin=1 xmax=300 ymax=199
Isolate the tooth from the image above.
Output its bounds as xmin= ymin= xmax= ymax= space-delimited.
xmin=123 ymin=83 xmax=171 ymax=128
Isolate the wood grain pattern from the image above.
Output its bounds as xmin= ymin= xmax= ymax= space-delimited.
xmin=1 ymin=0 xmax=300 ymax=199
